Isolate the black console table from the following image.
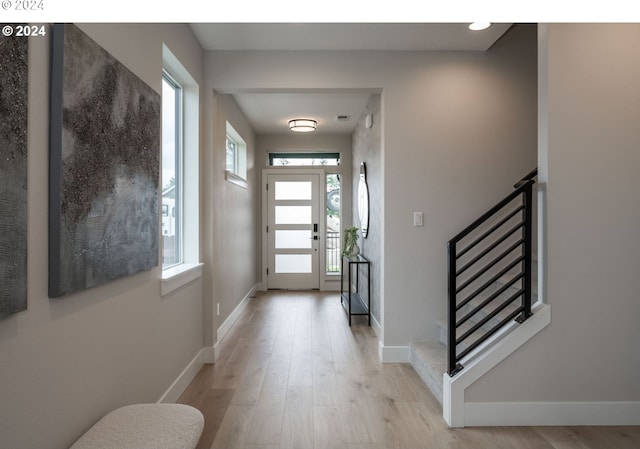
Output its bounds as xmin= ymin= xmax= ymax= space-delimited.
xmin=340 ymin=254 xmax=371 ymax=326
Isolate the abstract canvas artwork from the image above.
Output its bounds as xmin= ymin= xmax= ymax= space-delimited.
xmin=0 ymin=25 xmax=28 ymax=317
xmin=49 ymin=24 xmax=160 ymax=298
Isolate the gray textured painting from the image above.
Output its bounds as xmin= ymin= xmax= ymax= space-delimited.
xmin=49 ymin=24 xmax=160 ymax=298
xmin=0 ymin=26 xmax=28 ymax=318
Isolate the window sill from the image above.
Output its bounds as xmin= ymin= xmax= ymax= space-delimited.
xmin=161 ymin=262 xmax=203 ymax=296
xmin=225 ymin=170 xmax=248 ymax=189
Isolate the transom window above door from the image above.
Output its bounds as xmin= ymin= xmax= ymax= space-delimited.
xmin=269 ymin=152 xmax=340 ymax=166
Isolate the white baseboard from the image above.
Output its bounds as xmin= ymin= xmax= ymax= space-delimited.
xmin=157 ymin=284 xmax=259 ymax=404
xmin=378 ymin=342 xmax=410 ymax=363
xmin=203 ymin=345 xmax=216 ymax=364
xmin=465 ymin=401 xmax=640 ymax=426
xmin=371 ymin=313 xmax=382 ymax=341
xmin=157 ymin=348 xmax=205 ymax=404
xmin=216 ymin=284 xmax=258 ymax=343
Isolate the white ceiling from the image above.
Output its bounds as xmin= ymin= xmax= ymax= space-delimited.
xmin=190 ymin=23 xmax=512 ymax=52
xmin=191 ymin=23 xmax=512 ymax=134
xmin=232 ymin=92 xmax=374 ymax=135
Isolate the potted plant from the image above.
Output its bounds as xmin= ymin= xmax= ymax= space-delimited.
xmin=342 ymin=226 xmax=360 ymax=257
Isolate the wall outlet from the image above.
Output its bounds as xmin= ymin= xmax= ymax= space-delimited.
xmin=217 ymin=303 xmax=220 ymax=316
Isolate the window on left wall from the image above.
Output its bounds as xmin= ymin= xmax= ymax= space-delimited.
xmin=161 ymin=45 xmax=202 ymax=295
xmin=162 ymin=71 xmax=182 ymax=268
xmin=225 ymin=122 xmax=248 ymax=188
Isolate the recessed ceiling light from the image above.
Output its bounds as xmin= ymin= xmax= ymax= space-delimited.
xmin=288 ymin=119 xmax=317 ymax=132
xmin=469 ymin=22 xmax=491 ymax=31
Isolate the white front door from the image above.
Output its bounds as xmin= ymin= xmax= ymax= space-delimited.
xmin=266 ymin=173 xmax=320 ymax=289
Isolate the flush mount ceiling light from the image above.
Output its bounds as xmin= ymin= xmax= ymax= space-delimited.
xmin=469 ymin=22 xmax=491 ymax=31
xmin=288 ymin=119 xmax=317 ymax=133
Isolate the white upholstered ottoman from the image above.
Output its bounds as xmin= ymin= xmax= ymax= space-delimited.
xmin=70 ymin=404 xmax=204 ymax=449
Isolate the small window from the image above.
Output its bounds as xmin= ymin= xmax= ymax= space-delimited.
xmin=226 ymin=135 xmax=238 ymax=173
xmin=225 ymin=122 xmax=248 ymax=188
xmin=269 ymin=152 xmax=340 ymax=166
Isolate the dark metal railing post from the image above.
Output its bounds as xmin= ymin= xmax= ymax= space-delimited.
xmin=447 ymin=240 xmax=462 ymax=376
xmin=518 ymin=182 xmax=534 ymax=323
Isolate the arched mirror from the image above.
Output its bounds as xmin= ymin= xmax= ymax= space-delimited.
xmin=357 ymin=162 xmax=369 ymax=238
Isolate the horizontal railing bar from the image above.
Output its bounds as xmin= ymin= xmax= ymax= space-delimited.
xmin=456 ymin=241 xmax=525 ymax=295
xmin=456 ymin=273 xmax=524 ymax=328
xmin=456 ymin=221 xmax=525 ymax=276
xmin=457 ymin=206 xmax=525 ymax=259
xmin=456 ymin=288 xmax=524 ymax=344
xmin=449 ymin=181 xmax=533 ymax=245
xmin=456 ymin=304 xmax=525 ymax=361
xmin=456 ymin=255 xmax=525 ymax=309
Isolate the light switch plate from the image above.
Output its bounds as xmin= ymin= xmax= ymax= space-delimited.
xmin=413 ymin=212 xmax=424 ymax=227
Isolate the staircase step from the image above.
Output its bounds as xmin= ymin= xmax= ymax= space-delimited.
xmin=416 ymin=266 xmax=538 ymax=406
xmin=494 ymin=269 xmax=538 ymax=299
xmin=456 ymin=273 xmax=537 ymax=328
xmin=456 ymin=291 xmax=523 ymax=331
xmin=437 ymin=293 xmax=525 ymax=357
xmin=409 ymin=341 xmax=447 ymax=405
xmin=436 ymin=318 xmax=488 ymax=354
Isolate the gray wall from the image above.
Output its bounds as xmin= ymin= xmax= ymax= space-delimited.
xmin=381 ymin=24 xmax=538 ymax=347
xmin=204 ymin=91 xmax=258 ymax=346
xmin=467 ymin=23 xmax=640 ymax=403
xmin=352 ymin=94 xmax=382 ymax=323
xmin=0 ymin=24 xmax=205 ymax=449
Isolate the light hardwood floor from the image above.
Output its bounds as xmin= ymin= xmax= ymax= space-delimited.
xmin=178 ymin=291 xmax=640 ymax=449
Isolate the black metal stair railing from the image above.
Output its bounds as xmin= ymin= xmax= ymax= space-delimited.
xmin=447 ymin=168 xmax=537 ymax=376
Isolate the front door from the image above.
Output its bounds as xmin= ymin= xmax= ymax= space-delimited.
xmin=266 ymin=173 xmax=320 ymax=289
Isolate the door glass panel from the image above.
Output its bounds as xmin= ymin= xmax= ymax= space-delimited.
xmin=275 ymin=254 xmax=312 ymax=273
xmin=275 ymin=181 xmax=312 ymax=200
xmin=275 ymin=230 xmax=312 ymax=249
xmin=275 ymin=206 xmax=312 ymax=224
